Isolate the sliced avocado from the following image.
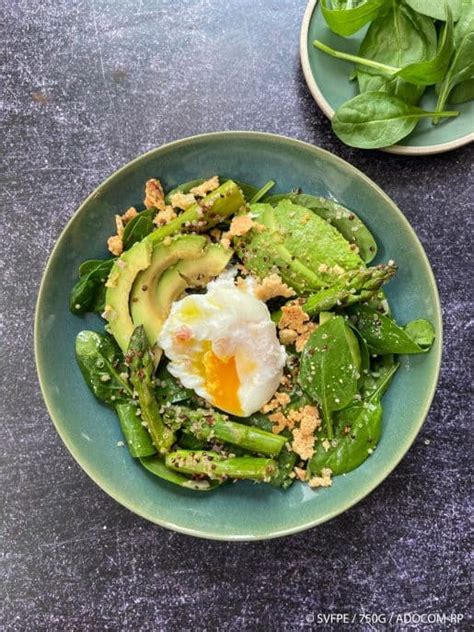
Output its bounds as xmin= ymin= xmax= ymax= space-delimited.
xmin=235 ymin=201 xmax=364 ymax=294
xmin=105 ymin=240 xmax=152 ymax=352
xmin=130 ymin=235 xmax=207 ymax=346
xmin=155 ymin=244 xmax=232 ymax=317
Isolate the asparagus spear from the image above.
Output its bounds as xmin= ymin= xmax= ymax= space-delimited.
xmin=115 ymin=402 xmax=156 ymax=458
xmin=126 ymin=326 xmax=175 ymax=454
xmin=303 ymin=263 xmax=397 ymax=316
xmin=140 ymin=455 xmax=220 ymax=491
xmin=165 ymin=406 xmax=286 ymax=457
xmin=147 ymin=180 xmax=245 ymax=244
xmin=166 ymin=450 xmax=278 ymax=482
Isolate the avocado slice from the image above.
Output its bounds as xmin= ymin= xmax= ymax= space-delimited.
xmin=130 ymin=235 xmax=207 ymax=347
xmin=235 ymin=201 xmax=364 ymax=294
xmin=155 ymin=244 xmax=232 ymax=316
xmin=105 ymin=240 xmax=152 ymax=352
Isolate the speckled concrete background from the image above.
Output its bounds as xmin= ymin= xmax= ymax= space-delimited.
xmin=1 ymin=0 xmax=472 ymax=630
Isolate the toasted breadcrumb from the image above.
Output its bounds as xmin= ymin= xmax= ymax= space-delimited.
xmin=279 ymin=328 xmax=298 ymax=345
xmin=308 ymin=468 xmax=333 ymax=488
xmin=229 ymin=214 xmax=255 ymax=237
xmin=144 ymin=178 xmax=166 ymax=211
xmin=268 ymin=411 xmax=288 ymax=434
xmin=294 ymin=467 xmax=307 ymax=482
xmin=254 ymin=273 xmax=295 ymax=302
xmin=153 ymin=205 xmax=177 ymax=226
xmin=291 ymin=406 xmax=321 ymax=460
xmin=261 ymin=391 xmax=291 ymax=414
xmin=170 ymin=192 xmax=196 ymax=210
xmin=220 ymin=233 xmax=231 ymax=249
xmin=122 ymin=207 xmax=138 ymax=223
xmin=278 ymin=302 xmax=316 ymax=351
xmin=322 ymin=439 xmax=331 ymax=452
xmin=190 ymin=176 xmax=219 ymax=197
xmin=107 ymin=235 xmax=123 ymax=256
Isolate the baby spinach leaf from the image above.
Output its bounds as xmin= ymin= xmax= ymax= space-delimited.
xmin=75 ymin=330 xmax=133 ymax=405
xmin=300 ymin=316 xmax=360 ymax=438
xmin=315 ymin=8 xmax=452 ymax=88
xmin=356 ymin=2 xmax=436 ymax=104
xmin=393 ymin=6 xmax=454 ymax=85
xmin=265 ymin=192 xmax=377 ymax=263
xmin=122 ymin=208 xmax=156 ymax=250
xmin=309 ymin=362 xmax=398 ymax=476
xmin=434 ymin=3 xmax=474 ymax=120
xmin=70 ymin=258 xmax=115 ymax=314
xmin=331 ymin=92 xmax=459 ymax=149
xmin=447 ymin=78 xmax=474 ymax=103
xmin=321 ymin=0 xmax=389 ymax=37
xmin=405 ymin=0 xmax=462 ymax=21
xmin=155 ymin=363 xmax=195 ymax=407
xmin=349 ymin=305 xmax=435 ymax=354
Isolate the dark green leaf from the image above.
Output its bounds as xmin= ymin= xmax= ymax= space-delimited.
xmin=321 ymin=0 xmax=389 ymax=37
xmin=331 ymin=92 xmax=458 ymax=149
xmin=70 ymin=259 xmax=115 ymax=314
xmin=75 ymin=330 xmax=132 ymax=405
xmin=405 ymin=0 xmax=462 ymax=21
xmin=155 ymin=363 xmax=195 ymax=407
xmin=309 ymin=362 xmax=398 ymax=476
xmin=349 ymin=305 xmax=435 ymax=354
xmin=434 ymin=2 xmax=474 ymax=119
xmin=234 ymin=180 xmax=259 ymax=202
xmin=447 ymin=78 xmax=474 ymax=103
xmin=122 ymin=209 xmax=156 ymax=250
xmin=357 ymin=2 xmax=437 ymax=103
xmin=300 ymin=316 xmax=360 ymax=438
xmin=394 ymin=6 xmax=454 ymax=86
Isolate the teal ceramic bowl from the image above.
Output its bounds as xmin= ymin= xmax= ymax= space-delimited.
xmin=301 ymin=0 xmax=474 ymax=155
xmin=35 ymin=132 xmax=442 ymax=540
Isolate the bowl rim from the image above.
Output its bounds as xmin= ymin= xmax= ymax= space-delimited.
xmin=300 ymin=0 xmax=474 ymax=156
xmin=34 ymin=130 xmax=442 ymax=540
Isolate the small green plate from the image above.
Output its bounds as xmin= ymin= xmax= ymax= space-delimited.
xmin=301 ymin=0 xmax=474 ymax=155
xmin=35 ymin=131 xmax=442 ymax=540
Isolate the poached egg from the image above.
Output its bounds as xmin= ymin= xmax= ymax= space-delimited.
xmin=158 ymin=273 xmax=286 ymax=417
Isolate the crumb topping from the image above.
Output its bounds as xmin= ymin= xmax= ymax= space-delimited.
xmin=144 ymin=178 xmax=166 ymax=211
xmin=290 ymin=405 xmax=321 ymax=460
xmin=308 ymin=468 xmax=333 ymax=488
xmin=170 ymin=192 xmax=196 ymax=210
xmin=261 ymin=391 xmax=291 ymax=414
xmin=278 ymin=302 xmax=316 ymax=352
xmin=153 ymin=205 xmax=177 ymax=226
xmin=253 ymin=273 xmax=295 ymax=302
xmin=107 ymin=207 xmax=139 ymax=256
xmin=190 ymin=176 xmax=220 ymax=197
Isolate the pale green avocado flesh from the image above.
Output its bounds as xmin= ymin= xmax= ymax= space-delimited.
xmin=105 ymin=240 xmax=152 ymax=352
xmin=236 ymin=200 xmax=364 ymax=294
xmin=130 ymin=235 xmax=207 ymax=346
xmin=155 ymin=244 xmax=232 ymax=319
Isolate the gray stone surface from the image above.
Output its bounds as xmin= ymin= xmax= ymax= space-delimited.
xmin=1 ymin=0 xmax=472 ymax=630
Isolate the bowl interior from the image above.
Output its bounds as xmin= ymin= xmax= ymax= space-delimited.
xmin=302 ymin=0 xmax=474 ymax=151
xmin=35 ymin=132 xmax=441 ymax=540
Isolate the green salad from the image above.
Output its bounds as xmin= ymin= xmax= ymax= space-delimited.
xmin=314 ymin=0 xmax=473 ymax=148
xmin=70 ymin=176 xmax=435 ymax=491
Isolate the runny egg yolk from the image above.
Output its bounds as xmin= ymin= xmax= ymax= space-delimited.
xmin=194 ymin=342 xmax=242 ymax=416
